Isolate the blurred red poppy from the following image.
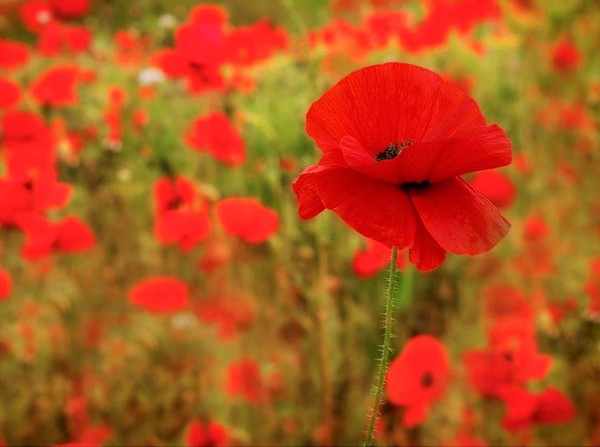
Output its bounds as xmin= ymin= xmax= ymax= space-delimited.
xmin=1 ymin=111 xmax=54 ymax=173
xmin=128 ymin=277 xmax=189 ymax=313
xmin=38 ymin=22 xmax=92 ymax=56
xmin=226 ymin=20 xmax=289 ymax=66
xmin=470 ymin=170 xmax=516 ymax=210
xmin=18 ymin=214 xmax=96 ymax=260
xmin=0 ymin=39 xmax=30 ymax=70
xmin=293 ymin=63 xmax=511 ymax=272
xmin=552 ymin=38 xmax=581 ymax=72
xmin=226 ymin=358 xmax=264 ymax=404
xmin=0 ymin=268 xmax=12 ymax=301
xmin=0 ymin=78 xmax=22 ymax=110
xmin=195 ymin=292 xmax=256 ymax=340
xmin=49 ymin=0 xmax=91 ymax=19
xmin=352 ymin=237 xmax=406 ymax=278
xmin=185 ymin=113 xmax=246 ymax=167
xmin=500 ymin=386 xmax=575 ymax=432
xmin=19 ymin=1 xmax=54 ymax=33
xmin=30 ymin=65 xmax=82 ymax=107
xmin=216 ymin=197 xmax=279 ymax=244
xmin=386 ymin=335 xmax=450 ymax=427
xmin=186 ymin=420 xmax=228 ymax=447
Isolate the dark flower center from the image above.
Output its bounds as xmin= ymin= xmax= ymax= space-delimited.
xmin=167 ymin=196 xmax=183 ymax=210
xmin=421 ymin=371 xmax=434 ymax=388
xmin=375 ymin=141 xmax=413 ymax=162
xmin=402 ymin=180 xmax=430 ymax=190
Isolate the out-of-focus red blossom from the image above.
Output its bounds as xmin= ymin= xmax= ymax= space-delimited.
xmin=523 ymin=214 xmax=549 ymax=241
xmin=584 ymin=258 xmax=600 ymax=319
xmin=538 ymin=98 xmax=596 ymax=132
xmin=227 ymin=20 xmax=289 ymax=66
xmin=470 ymin=170 xmax=516 ymax=210
xmin=196 ymin=238 xmax=231 ymax=272
xmin=132 ymin=109 xmax=148 ymax=129
xmin=185 ymin=420 xmax=228 ymax=447
xmin=0 ymin=167 xmax=71 ymax=228
xmin=17 ymin=214 xmax=96 ymax=260
xmin=38 ymin=22 xmax=92 ymax=56
xmin=0 ymin=268 xmax=12 ymax=301
xmin=311 ymin=19 xmax=372 ymax=62
xmin=30 ymin=65 xmax=83 ymax=107
xmin=293 ymin=63 xmax=511 ymax=273
xmin=352 ymin=238 xmax=406 ymax=278
xmin=547 ymin=297 xmax=578 ymax=325
xmin=128 ymin=277 xmax=189 ymax=313
xmin=364 ymin=10 xmax=407 ymax=49
xmin=195 ymin=292 xmax=256 ymax=340
xmin=153 ymin=176 xmax=211 ymax=252
xmin=54 ymin=425 xmax=113 ymax=447
xmin=464 ymin=321 xmax=553 ymax=398
xmin=114 ymin=30 xmax=150 ymax=66
xmin=185 ymin=113 xmax=246 ymax=167
xmin=216 ymin=197 xmax=279 ymax=244
xmin=18 ymin=1 xmax=53 ymax=33
xmin=0 ymin=39 xmax=30 ymax=70
xmin=0 ymin=78 xmax=22 ymax=109
xmin=500 ymin=386 xmax=575 ymax=432
xmin=551 ymin=38 xmax=582 ymax=72
xmin=386 ymin=335 xmax=450 ymax=427
xmin=483 ymin=285 xmax=532 ymax=323
xmin=49 ymin=0 xmax=91 ymax=19
xmin=226 ymin=358 xmax=265 ymax=404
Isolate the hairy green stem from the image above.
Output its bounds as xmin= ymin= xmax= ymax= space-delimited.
xmin=364 ymin=246 xmax=399 ymax=447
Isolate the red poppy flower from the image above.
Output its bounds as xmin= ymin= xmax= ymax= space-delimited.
xmin=18 ymin=1 xmax=54 ymax=33
xmin=0 ymin=39 xmax=30 ymax=70
xmin=216 ymin=197 xmax=279 ymax=244
xmin=49 ymin=0 xmax=91 ymax=19
xmin=185 ymin=420 xmax=228 ymax=447
xmin=38 ymin=22 xmax=92 ymax=56
xmin=195 ymin=292 xmax=256 ymax=340
xmin=551 ymin=38 xmax=581 ymax=72
xmin=30 ymin=65 xmax=81 ymax=107
xmin=196 ymin=238 xmax=231 ymax=272
xmin=185 ymin=113 xmax=246 ymax=167
xmin=470 ymin=170 xmax=516 ymax=210
xmin=128 ymin=277 xmax=189 ymax=313
xmin=1 ymin=111 xmax=54 ymax=171
xmin=0 ymin=78 xmax=22 ymax=110
xmin=225 ymin=358 xmax=264 ymax=404
xmin=226 ymin=20 xmax=289 ymax=67
xmin=352 ymin=237 xmax=406 ymax=278
xmin=386 ymin=335 xmax=450 ymax=427
xmin=500 ymin=386 xmax=575 ymax=432
xmin=153 ymin=176 xmax=196 ymax=214
xmin=0 ymin=268 xmax=12 ymax=301
xmin=17 ymin=214 xmax=96 ymax=260
xmin=0 ymin=167 xmax=71 ymax=228
xmin=293 ymin=63 xmax=511 ymax=272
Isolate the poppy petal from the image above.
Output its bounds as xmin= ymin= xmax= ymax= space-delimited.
xmin=409 ymin=217 xmax=446 ymax=273
xmin=410 ymin=177 xmax=510 ymax=255
xmin=305 ymin=166 xmax=416 ymax=248
xmin=291 ymin=165 xmax=326 ymax=220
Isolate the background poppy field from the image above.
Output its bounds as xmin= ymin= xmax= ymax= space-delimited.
xmin=0 ymin=0 xmax=599 ymax=446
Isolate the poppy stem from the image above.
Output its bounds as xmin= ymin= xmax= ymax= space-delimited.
xmin=364 ymin=246 xmax=399 ymax=447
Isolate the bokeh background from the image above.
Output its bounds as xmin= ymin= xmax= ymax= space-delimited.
xmin=0 ymin=0 xmax=599 ymax=445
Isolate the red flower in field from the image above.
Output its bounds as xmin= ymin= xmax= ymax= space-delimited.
xmin=185 ymin=113 xmax=246 ymax=167
xmin=386 ymin=335 xmax=450 ymax=427
xmin=352 ymin=237 xmax=406 ymax=278
xmin=463 ymin=321 xmax=552 ymax=398
xmin=483 ymin=285 xmax=532 ymax=323
xmin=0 ymin=268 xmax=12 ymax=301
xmin=551 ymin=38 xmax=581 ymax=73
xmin=0 ymin=167 xmax=71 ymax=228
xmin=195 ymin=292 xmax=256 ymax=340
xmin=0 ymin=78 xmax=22 ymax=110
xmin=226 ymin=358 xmax=264 ymax=404
xmin=293 ymin=63 xmax=511 ymax=272
xmin=18 ymin=214 xmax=96 ymax=260
xmin=500 ymin=386 xmax=575 ymax=432
xmin=584 ymin=258 xmax=600 ymax=319
xmin=186 ymin=420 xmax=228 ymax=447
xmin=19 ymin=1 xmax=54 ymax=33
xmin=153 ymin=5 xmax=228 ymax=94
xmin=30 ymin=65 xmax=82 ymax=107
xmin=470 ymin=170 xmax=516 ymax=210
xmin=153 ymin=176 xmax=211 ymax=252
xmin=128 ymin=277 xmax=189 ymax=313
xmin=38 ymin=22 xmax=92 ymax=56
xmin=226 ymin=20 xmax=289 ymax=66
xmin=0 ymin=39 xmax=30 ymax=70
xmin=49 ymin=0 xmax=91 ymax=19
xmin=216 ymin=198 xmax=279 ymax=244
